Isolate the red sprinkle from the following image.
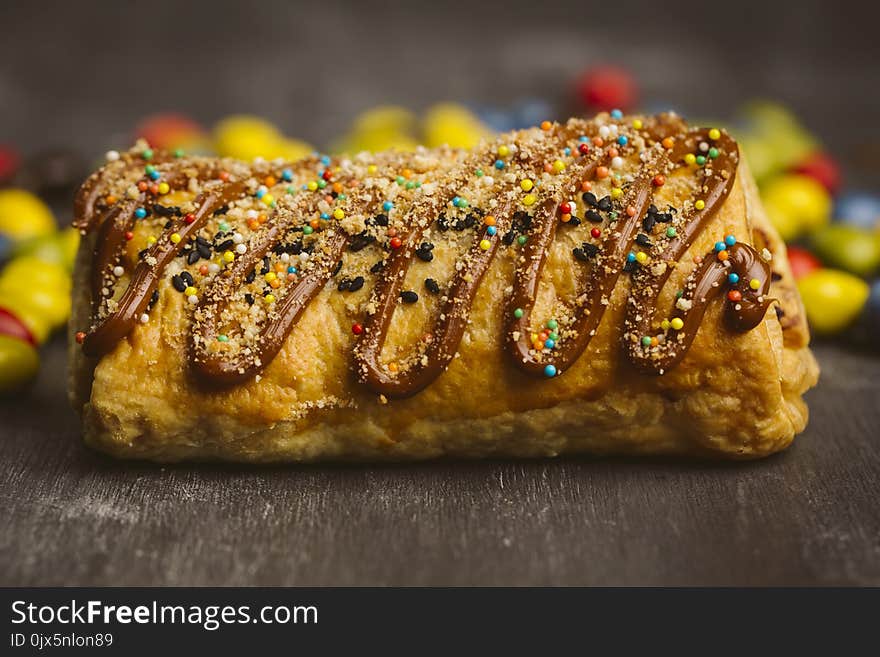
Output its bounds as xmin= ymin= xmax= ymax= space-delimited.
xmin=578 ymin=143 xmax=590 ymax=155
xmin=727 ymin=290 xmax=742 ymax=302
xmin=389 ymin=237 xmax=402 ymax=249
xmin=591 ymin=227 xmax=601 ymax=238
xmin=184 ymin=213 xmax=196 ymax=224
xmin=75 ymin=331 xmax=86 ymax=344
xmin=559 ymin=202 xmax=572 ymax=215
xmin=322 ymin=169 xmax=333 ymax=181
xmin=652 ymin=175 xmax=665 ymax=187
xmin=124 ymin=231 xmax=134 ymax=241
xmin=352 ymin=323 xmax=364 ymax=335
xmin=218 ymin=171 xmax=230 ymax=182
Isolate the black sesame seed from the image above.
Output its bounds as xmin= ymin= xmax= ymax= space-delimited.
xmin=348 ymin=276 xmax=365 ymax=292
xmin=337 ymin=279 xmax=351 ymax=292
xmin=370 ymin=260 xmax=385 ymax=274
xmin=371 ymin=213 xmax=389 ymax=227
xmin=154 ymin=204 xmax=177 ymax=217
xmin=261 ymin=256 xmax=271 ymax=274
xmin=635 ymin=234 xmax=652 ymax=247
xmin=148 ymin=289 xmax=160 ymax=308
xmin=419 ymin=241 xmax=434 ymax=252
xmin=138 ymin=248 xmax=149 ymax=260
xmin=582 ymin=242 xmax=600 ymax=257
xmin=350 ymin=232 xmax=375 ymax=252
xmin=573 ymin=247 xmax=589 ymax=262
xmin=566 ymin=217 xmax=582 ymax=227
xmin=244 ymin=293 xmax=254 ymax=305
xmin=425 ymin=278 xmax=440 ymax=294
xmin=215 ymin=239 xmax=234 ymax=252
xmin=245 ymin=269 xmax=256 ymax=284
xmin=513 ymin=211 xmax=532 ymax=230
xmin=436 ymin=213 xmax=450 ymax=231
xmin=186 ymin=249 xmax=201 ymax=265
xmin=163 ymin=220 xmax=173 ymax=229
xmin=180 ymin=271 xmax=194 ymax=287
xmin=463 ymin=214 xmax=476 ymax=229
xmin=642 ymin=216 xmax=656 ymax=233
xmin=586 ymin=210 xmax=603 ymax=223
xmin=195 ymin=235 xmax=210 ymax=246
xmin=597 ymin=196 xmax=612 ymax=211
xmin=331 ymin=259 xmax=343 ymax=276
xmin=415 ymin=248 xmax=434 ymax=262
xmin=502 ymin=230 xmax=516 ymax=246
xmin=647 ymin=204 xmax=659 ymax=216
xmin=400 ymin=290 xmax=419 ymax=303
xmin=212 ymin=204 xmax=229 ymax=216
xmin=582 ymin=192 xmax=598 ymax=207
xmin=171 ymin=274 xmax=186 ymax=292
xmin=197 ymin=243 xmax=212 ymax=259
xmin=656 ymin=212 xmax=673 ymax=223
xmin=623 ymin=260 xmax=637 ymax=273
xmin=771 ymin=271 xmax=783 ymax=282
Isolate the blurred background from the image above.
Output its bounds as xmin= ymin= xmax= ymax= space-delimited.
xmin=0 ymin=0 xmax=878 ymax=390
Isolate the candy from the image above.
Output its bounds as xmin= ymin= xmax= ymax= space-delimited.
xmin=0 ymin=334 xmax=39 ymax=393
xmin=761 ymin=174 xmax=831 ymax=241
xmin=0 ymin=144 xmax=20 ymax=183
xmin=786 ymin=245 xmax=821 ymax=280
xmin=0 ymin=307 xmax=35 ymax=345
xmin=0 ymin=189 xmax=57 ymax=242
xmin=214 ymin=115 xmax=313 ymax=161
xmin=135 ymin=113 xmax=209 ymax=152
xmin=810 ymin=225 xmax=880 ymax=277
xmin=737 ymin=101 xmax=817 ymax=183
xmin=797 ymin=269 xmax=869 ymax=334
xmin=423 ymin=103 xmax=492 ymax=149
xmin=574 ymin=65 xmax=637 ymax=112
xmin=14 ymin=228 xmax=80 ymax=271
xmin=792 ymin=151 xmax=841 ymax=195
xmin=834 ymin=192 xmax=880 ymax=230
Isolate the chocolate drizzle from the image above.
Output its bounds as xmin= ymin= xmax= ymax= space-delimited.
xmin=75 ymin=114 xmax=774 ymax=399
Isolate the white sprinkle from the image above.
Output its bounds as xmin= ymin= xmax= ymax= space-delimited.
xmin=105 ymin=150 xmax=120 ymax=162
xmin=112 ymin=266 xmax=124 ymax=277
xmin=280 ymin=253 xmax=290 ymax=263
xmin=235 ymin=244 xmax=247 ymax=254
xmin=187 ymin=295 xmax=198 ymax=305
xmin=208 ymin=263 xmax=220 ymax=273
xmin=699 ymin=141 xmax=709 ymax=152
xmin=139 ymin=313 xmax=149 ymax=324
xmin=232 ymin=232 xmax=244 ymax=244
xmin=599 ymin=125 xmax=611 ymax=139
xmin=611 ymin=156 xmax=624 ymax=169
xmin=246 ymin=210 xmax=259 ymax=220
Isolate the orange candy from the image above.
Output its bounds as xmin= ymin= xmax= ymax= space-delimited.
xmin=309 ymin=219 xmax=320 ymax=230
xmin=662 ymin=137 xmax=675 ymax=149
xmin=541 ymin=121 xmax=552 ymax=131
xmin=580 ymin=181 xmax=593 ymax=192
xmin=596 ymin=166 xmax=610 ymax=179
xmin=484 ymin=216 xmax=496 ymax=226
xmin=717 ymin=250 xmax=729 ymax=261
xmin=626 ymin=205 xmax=637 ymax=217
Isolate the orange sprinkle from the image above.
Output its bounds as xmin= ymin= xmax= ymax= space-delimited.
xmin=596 ymin=166 xmax=610 ymax=179
xmin=386 ymin=227 xmax=397 ymax=237
xmin=652 ymin=174 xmax=665 ymax=187
xmin=105 ymin=195 xmax=117 ymax=205
xmin=540 ymin=120 xmax=552 ymax=131
xmin=199 ymin=265 xmax=209 ymax=275
xmin=309 ymin=219 xmax=320 ymax=229
xmin=274 ymin=262 xmax=286 ymax=272
xmin=258 ymin=214 xmax=267 ymax=224
xmin=388 ymin=362 xmax=399 ymax=373
xmin=580 ymin=181 xmax=593 ymax=192
xmin=484 ymin=215 xmax=496 ymax=226
xmin=543 ymin=163 xmax=554 ymax=173
xmin=137 ymin=181 xmax=148 ymax=192
xmin=332 ymin=182 xmax=343 ymax=193
xmin=219 ymin=171 xmax=230 ymax=182
xmin=148 ymin=184 xmax=159 ymax=195
xmin=269 ymin=279 xmax=281 ymax=289
xmin=626 ymin=205 xmax=637 ymax=217
xmin=607 ymin=147 xmax=619 ymax=158
xmin=651 ymin=337 xmax=659 ymax=347
xmin=532 ymin=340 xmax=544 ymax=350
xmin=402 ymin=168 xmax=413 ymax=179
xmin=248 ymin=220 xmax=259 ymax=230
xmin=662 ymin=137 xmax=675 ymax=149
xmin=324 ymin=194 xmax=334 ymax=204
xmin=287 ymin=273 xmax=297 ymax=281
xmin=560 ymin=213 xmax=571 ymax=223
xmin=717 ymin=250 xmax=729 ymax=261
xmin=264 ymin=175 xmax=276 ymax=187
xmin=592 ymin=136 xmax=604 ymax=147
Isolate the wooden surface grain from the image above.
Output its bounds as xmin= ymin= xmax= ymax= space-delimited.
xmin=1 ymin=0 xmax=879 ymax=586
xmin=1 ymin=340 xmax=878 ymax=586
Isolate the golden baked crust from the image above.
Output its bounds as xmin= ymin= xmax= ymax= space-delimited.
xmin=68 ymin=113 xmax=818 ymax=461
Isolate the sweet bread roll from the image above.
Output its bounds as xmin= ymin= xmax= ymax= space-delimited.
xmin=68 ymin=112 xmax=818 ymax=461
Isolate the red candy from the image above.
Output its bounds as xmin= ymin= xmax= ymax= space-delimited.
xmin=0 ymin=144 xmax=20 ymax=182
xmin=574 ymin=65 xmax=638 ymax=112
xmin=0 ymin=308 xmax=35 ymax=346
xmin=389 ymin=237 xmax=402 ymax=249
xmin=786 ymin=245 xmax=822 ymax=280
xmin=559 ymin=202 xmax=572 ymax=215
xmin=135 ymin=113 xmax=206 ymax=151
xmin=792 ymin=151 xmax=841 ymax=195
xmin=591 ymin=228 xmax=601 ymax=238
xmin=352 ymin=323 xmax=363 ymax=335
xmin=727 ymin=290 xmax=743 ymax=302
xmin=578 ymin=143 xmax=590 ymax=155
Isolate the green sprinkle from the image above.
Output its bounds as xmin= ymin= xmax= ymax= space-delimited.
xmin=475 ymin=169 xmax=484 ymax=177
xmin=546 ymin=319 xmax=558 ymax=330
xmin=641 ymin=336 xmax=652 ymax=346
xmin=217 ymin=335 xmax=229 ymax=342
xmin=396 ymin=176 xmax=405 ymax=185
xmin=675 ymin=290 xmax=683 ymax=298
xmin=141 ymin=148 xmax=153 ymax=160
xmin=338 ymin=193 xmax=347 ymax=200
xmin=549 ymin=332 xmax=558 ymax=341
xmin=708 ymin=147 xmax=719 ymax=159
xmin=286 ymin=185 xmax=297 ymax=195
xmin=514 ymin=308 xmax=524 ymax=319
xmin=144 ymin=164 xmax=156 ymax=174
xmin=317 ymin=180 xmax=327 ymax=189
xmin=517 ymin=235 xmax=527 ymax=245
xmin=696 ymin=155 xmax=706 ymax=166
xmin=173 ymin=149 xmax=185 ymax=158
xmin=218 ymin=221 xmax=230 ymax=232
xmin=405 ymin=181 xmax=415 ymax=189
xmin=303 ymin=226 xmax=313 ymax=235
xmin=609 ymin=211 xmax=619 ymax=221
xmin=666 ymin=227 xmax=677 ymax=238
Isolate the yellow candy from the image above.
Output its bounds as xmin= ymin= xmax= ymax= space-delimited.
xmin=632 ymin=119 xmax=643 ymax=130
xmin=223 ymin=251 xmax=234 ymax=262
xmin=694 ymin=200 xmax=705 ymax=210
xmin=611 ymin=187 xmax=623 ymax=200
xmin=635 ymin=251 xmax=648 ymax=264
xmin=422 ymin=103 xmax=492 ymax=149
xmin=333 ymin=208 xmax=345 ymax=220
xmin=479 ymin=240 xmax=491 ymax=251
xmin=0 ymin=189 xmax=56 ymax=242
xmin=523 ymin=194 xmax=537 ymax=206
xmin=761 ymin=174 xmax=831 ymax=241
xmin=0 ymin=257 xmax=70 ymax=294
xmin=684 ymin=153 xmax=697 ymax=165
xmin=184 ymin=286 xmax=197 ymax=296
xmin=213 ymin=115 xmax=281 ymax=160
xmin=797 ymin=269 xmax=869 ymax=334
xmin=708 ymin=128 xmax=721 ymax=140
xmin=0 ymin=283 xmax=70 ymax=329
xmin=157 ymin=182 xmax=170 ymax=195
xmin=670 ymin=317 xmax=684 ymax=330
xmin=660 ymin=319 xmax=670 ymax=330
xmin=552 ymin=160 xmax=565 ymax=173
xmin=520 ymin=179 xmax=534 ymax=192
xmin=0 ymin=334 xmax=39 ymax=393
xmin=749 ymin=278 xmax=761 ymax=290
xmin=265 ymin=294 xmax=275 ymax=304
xmin=497 ymin=145 xmax=510 ymax=157
xmin=0 ymin=292 xmax=51 ymax=343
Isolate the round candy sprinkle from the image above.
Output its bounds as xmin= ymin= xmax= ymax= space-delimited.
xmin=694 ymin=200 xmax=705 ymax=210
xmin=708 ymin=148 xmax=719 ymax=159
xmin=523 ymin=194 xmax=537 ymax=206
xmin=134 ymin=207 xmax=147 ymax=219
xmin=479 ymin=239 xmax=491 ymax=251
xmin=670 ymin=317 xmax=684 ymax=330
xmin=486 ymin=226 xmax=497 ymax=236
xmin=520 ymin=179 xmax=534 ymax=192
xmin=641 ymin=336 xmax=652 ymax=346
xmin=333 ymin=208 xmax=345 ymax=220
xmin=170 ymin=233 xmax=181 ymax=244
xmin=543 ymin=364 xmax=557 ymax=377
xmin=749 ymin=278 xmax=761 ymax=290
xmin=728 ymin=273 xmax=740 ymax=284
xmin=352 ymin=323 xmax=363 ymax=335
xmin=635 ymin=251 xmax=648 ymax=264
xmin=724 ymin=235 xmax=737 ymax=247
xmin=708 ymin=128 xmax=721 ymax=140
xmin=714 ymin=241 xmax=726 ymax=252
xmin=517 ymin=235 xmax=527 ymax=246
xmin=666 ymin=227 xmax=676 ymax=238
xmin=514 ymin=308 xmax=524 ymax=319
xmin=626 ymin=252 xmax=636 ymax=263
xmin=728 ymin=290 xmax=742 ymax=302
xmin=684 ymin=154 xmax=697 ymax=165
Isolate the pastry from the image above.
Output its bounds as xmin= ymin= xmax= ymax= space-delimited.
xmin=68 ymin=112 xmax=819 ymax=461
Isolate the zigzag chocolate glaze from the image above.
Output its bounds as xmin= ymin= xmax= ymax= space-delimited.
xmin=74 ymin=113 xmax=773 ymax=397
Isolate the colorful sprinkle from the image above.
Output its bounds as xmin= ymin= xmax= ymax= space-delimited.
xmin=544 ymin=364 xmax=557 ymax=377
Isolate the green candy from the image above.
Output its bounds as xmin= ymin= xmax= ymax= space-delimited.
xmin=797 ymin=269 xmax=869 ymax=334
xmin=810 ymin=225 xmax=880 ymax=277
xmin=0 ymin=334 xmax=39 ymax=393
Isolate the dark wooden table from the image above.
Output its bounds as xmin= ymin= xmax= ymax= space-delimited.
xmin=1 ymin=340 xmax=878 ymax=586
xmin=1 ymin=0 xmax=879 ymax=586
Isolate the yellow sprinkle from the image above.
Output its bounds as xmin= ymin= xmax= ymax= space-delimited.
xmin=265 ymin=294 xmax=275 ymax=303
xmin=520 ymin=179 xmax=534 ymax=192
xmin=708 ymin=128 xmax=721 ymax=140
xmin=479 ymin=239 xmax=491 ymax=251
xmin=523 ymin=193 xmax=537 ymax=206
xmin=684 ymin=153 xmax=697 ymax=165
xmin=660 ymin=319 xmax=670 ymax=331
xmin=497 ymin=145 xmax=510 ymax=157
xmin=552 ymin=160 xmax=565 ymax=173
xmin=306 ymin=181 xmax=318 ymax=191
xmin=170 ymin=233 xmax=181 ymax=244
xmin=632 ymin=119 xmax=643 ymax=130
xmin=184 ymin=286 xmax=197 ymax=296
xmin=261 ymin=194 xmax=274 ymax=205
xmin=670 ymin=317 xmax=684 ymax=330
xmin=750 ymin=278 xmax=761 ymax=290
xmin=265 ymin=272 xmax=277 ymax=282
xmin=611 ymin=187 xmax=623 ymax=200
xmin=223 ymin=250 xmax=234 ymax=262
xmin=635 ymin=251 xmax=648 ymax=264
xmin=367 ymin=165 xmax=377 ymax=174
xmin=695 ymin=200 xmax=705 ymax=210
xmin=333 ymin=208 xmax=345 ymax=220
xmin=157 ymin=182 xmax=170 ymax=195
xmin=146 ymin=236 xmax=157 ymax=245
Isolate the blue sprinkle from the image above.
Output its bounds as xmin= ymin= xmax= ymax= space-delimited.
xmin=287 ymin=266 xmax=297 ymax=274
xmin=452 ymin=196 xmax=461 ymax=206
xmin=714 ymin=241 xmax=726 ymax=252
xmin=382 ymin=200 xmax=393 ymax=212
xmin=494 ymin=159 xmax=505 ymax=170
xmin=256 ymin=189 xmax=266 ymax=199
xmin=486 ymin=226 xmax=497 ymax=236
xmin=320 ymin=213 xmax=329 ymax=220
xmin=578 ymin=135 xmax=589 ymax=142
xmin=282 ymin=168 xmax=293 ymax=182
xmin=563 ymin=147 xmax=571 ymax=156
xmin=617 ymin=135 xmax=628 ymax=146
xmin=728 ymin=273 xmax=740 ymax=284
xmin=544 ymin=364 xmax=557 ymax=378
xmin=610 ymin=109 xmax=623 ymax=119
xmin=724 ymin=234 xmax=737 ymax=246
xmin=627 ymin=252 xmax=636 ymax=263
xmin=544 ymin=339 xmax=555 ymax=349
xmin=134 ymin=207 xmax=147 ymax=219
xmin=320 ymin=155 xmax=331 ymax=166
xmin=148 ymin=170 xmax=161 ymax=181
